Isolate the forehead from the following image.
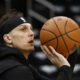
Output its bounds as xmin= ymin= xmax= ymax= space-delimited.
xmin=9 ymin=23 xmax=32 ymax=33
xmin=16 ymin=23 xmax=32 ymax=29
xmin=20 ymin=23 xmax=32 ymax=26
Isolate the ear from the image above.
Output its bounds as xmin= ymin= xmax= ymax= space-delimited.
xmin=3 ymin=34 xmax=12 ymax=44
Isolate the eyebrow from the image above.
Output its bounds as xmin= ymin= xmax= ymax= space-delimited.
xmin=19 ymin=24 xmax=32 ymax=29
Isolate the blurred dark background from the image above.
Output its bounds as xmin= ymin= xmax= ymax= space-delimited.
xmin=0 ymin=0 xmax=80 ymax=80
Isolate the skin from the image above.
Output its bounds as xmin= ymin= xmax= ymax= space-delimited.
xmin=3 ymin=23 xmax=70 ymax=68
xmin=3 ymin=23 xmax=34 ymax=59
xmin=41 ymin=46 xmax=70 ymax=68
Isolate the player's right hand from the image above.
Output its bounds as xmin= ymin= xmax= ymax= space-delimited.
xmin=41 ymin=45 xmax=70 ymax=68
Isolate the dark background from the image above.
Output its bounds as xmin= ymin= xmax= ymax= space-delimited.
xmin=0 ymin=0 xmax=80 ymax=79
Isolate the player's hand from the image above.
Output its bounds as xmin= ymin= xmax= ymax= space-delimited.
xmin=41 ymin=45 xmax=70 ymax=68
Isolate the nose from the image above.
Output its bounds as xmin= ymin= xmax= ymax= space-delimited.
xmin=29 ymin=30 xmax=34 ymax=37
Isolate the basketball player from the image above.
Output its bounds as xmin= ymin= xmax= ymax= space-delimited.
xmin=0 ymin=9 xmax=76 ymax=80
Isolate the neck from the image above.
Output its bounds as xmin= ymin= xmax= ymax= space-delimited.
xmin=6 ymin=44 xmax=31 ymax=59
xmin=20 ymin=50 xmax=31 ymax=59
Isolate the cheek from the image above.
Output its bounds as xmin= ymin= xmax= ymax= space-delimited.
xmin=11 ymin=34 xmax=34 ymax=51
xmin=12 ymin=34 xmax=28 ymax=46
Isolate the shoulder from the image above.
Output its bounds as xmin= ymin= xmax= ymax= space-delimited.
xmin=2 ymin=65 xmax=34 ymax=80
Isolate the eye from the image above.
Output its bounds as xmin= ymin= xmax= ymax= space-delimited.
xmin=21 ymin=27 xmax=27 ymax=31
xmin=21 ymin=28 xmax=25 ymax=30
xmin=30 ymin=26 xmax=33 ymax=30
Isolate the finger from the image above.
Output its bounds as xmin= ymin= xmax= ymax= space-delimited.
xmin=49 ymin=46 xmax=59 ymax=57
xmin=41 ymin=46 xmax=47 ymax=54
xmin=41 ymin=48 xmax=56 ymax=65
xmin=41 ymin=45 xmax=53 ymax=58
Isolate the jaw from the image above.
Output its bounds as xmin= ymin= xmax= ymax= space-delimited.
xmin=21 ymin=45 xmax=35 ymax=52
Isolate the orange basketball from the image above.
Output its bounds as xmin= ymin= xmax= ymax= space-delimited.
xmin=40 ymin=16 xmax=80 ymax=59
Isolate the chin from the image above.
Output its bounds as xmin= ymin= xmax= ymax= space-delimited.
xmin=30 ymin=47 xmax=35 ymax=51
xmin=25 ymin=46 xmax=35 ymax=52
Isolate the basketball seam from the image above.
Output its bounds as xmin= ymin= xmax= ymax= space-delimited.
xmin=53 ymin=19 xmax=70 ymax=54
xmin=42 ymin=27 xmax=79 ymax=39
xmin=65 ymin=25 xmax=80 ymax=43
xmin=41 ymin=29 xmax=58 ymax=50
xmin=41 ymin=27 xmax=79 ymax=49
